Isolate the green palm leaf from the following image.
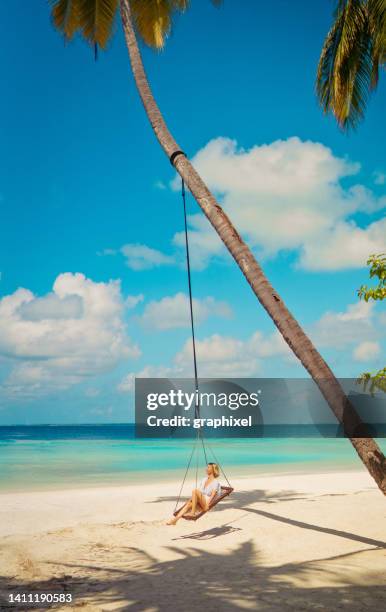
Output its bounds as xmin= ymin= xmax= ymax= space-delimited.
xmin=130 ymin=0 xmax=189 ymax=49
xmin=51 ymin=0 xmax=119 ymax=54
xmin=77 ymin=0 xmax=119 ymax=49
xmin=51 ymin=0 xmax=189 ymax=49
xmin=51 ymin=0 xmax=80 ymax=39
xmin=50 ymin=0 xmax=195 ymax=50
xmin=369 ymin=0 xmax=386 ymax=82
xmin=317 ymin=0 xmax=385 ymax=130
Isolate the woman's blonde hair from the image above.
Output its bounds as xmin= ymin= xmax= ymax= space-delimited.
xmin=208 ymin=462 xmax=220 ymax=478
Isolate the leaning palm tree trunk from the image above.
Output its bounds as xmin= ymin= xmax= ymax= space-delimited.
xmin=119 ymin=0 xmax=386 ymax=494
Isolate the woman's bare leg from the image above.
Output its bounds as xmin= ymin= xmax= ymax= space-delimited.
xmin=192 ymin=489 xmax=208 ymax=514
xmin=167 ymin=488 xmax=209 ymax=525
xmin=191 ymin=489 xmax=198 ymax=515
xmin=166 ymin=499 xmax=192 ymax=525
xmin=177 ymin=500 xmax=192 ymax=518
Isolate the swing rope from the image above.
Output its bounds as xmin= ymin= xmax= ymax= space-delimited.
xmin=181 ymin=178 xmax=199 ymax=403
xmin=173 ymin=173 xmax=232 ymax=514
xmin=173 ymin=438 xmax=197 ymax=513
xmin=207 ymin=441 xmax=232 ymax=489
xmin=173 ymin=177 xmax=202 ymax=512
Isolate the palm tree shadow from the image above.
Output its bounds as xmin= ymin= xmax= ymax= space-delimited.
xmin=148 ymin=487 xmax=306 ymax=514
xmin=1 ymin=539 xmax=385 ymax=610
xmin=241 ymin=506 xmax=386 ymax=549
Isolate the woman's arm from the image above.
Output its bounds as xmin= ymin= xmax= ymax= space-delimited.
xmin=208 ymin=489 xmax=217 ymax=504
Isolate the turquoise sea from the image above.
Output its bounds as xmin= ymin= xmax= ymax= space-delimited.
xmin=1 ymin=425 xmax=385 ymax=492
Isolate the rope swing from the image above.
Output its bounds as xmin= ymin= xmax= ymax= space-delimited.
xmin=170 ymin=153 xmax=233 ymax=520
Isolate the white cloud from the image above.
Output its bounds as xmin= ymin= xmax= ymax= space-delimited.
xmin=175 ymin=137 xmax=386 ymax=271
xmin=154 ymin=180 xmax=167 ymax=190
xmin=117 ymin=364 xmax=174 ymax=392
xmin=308 ymin=301 xmax=377 ymax=350
xmin=89 ymin=405 xmax=113 ymax=417
xmin=0 ymin=273 xmax=140 ymax=397
xmin=120 ymin=243 xmax=174 ymax=270
xmin=17 ymin=293 xmax=83 ymax=321
xmin=85 ymin=387 xmax=100 ymax=398
xmin=125 ymin=294 xmax=144 ymax=309
xmin=140 ymin=292 xmax=232 ymax=330
xmin=97 ymin=248 xmax=117 ymax=256
xmin=373 ymin=171 xmax=386 ymax=185
xmin=119 ymin=299 xmax=385 ymax=388
xmin=298 ymin=219 xmax=386 ymax=271
xmin=118 ymin=328 xmax=294 ymax=390
xmin=173 ymin=215 xmax=225 ymax=270
xmin=353 ymin=341 xmax=381 ymax=362
xmin=174 ymin=334 xmax=260 ymax=377
xmin=174 ymin=330 xmax=293 ymax=377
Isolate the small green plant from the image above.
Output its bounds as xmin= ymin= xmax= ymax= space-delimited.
xmin=357 ymin=366 xmax=386 ymax=393
xmin=358 ymin=253 xmax=386 ymax=301
xmin=357 ymin=253 xmax=385 ymax=394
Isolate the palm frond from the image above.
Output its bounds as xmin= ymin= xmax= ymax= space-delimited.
xmin=130 ymin=0 xmax=189 ymax=49
xmin=50 ymin=0 xmax=218 ymax=52
xmin=77 ymin=0 xmax=119 ymax=49
xmin=50 ymin=0 xmax=118 ymax=49
xmin=50 ymin=0 xmax=80 ymax=40
xmin=369 ymin=0 xmax=386 ymax=85
xmin=316 ymin=0 xmax=377 ymax=130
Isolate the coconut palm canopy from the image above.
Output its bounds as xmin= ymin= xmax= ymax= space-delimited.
xmin=51 ymin=0 xmax=220 ymax=50
xmin=317 ymin=0 xmax=385 ymax=130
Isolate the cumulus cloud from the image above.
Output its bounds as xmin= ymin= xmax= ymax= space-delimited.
xmin=140 ymin=292 xmax=232 ymax=330
xmin=308 ymin=301 xmax=379 ymax=350
xmin=125 ymin=294 xmax=144 ymax=309
xmin=174 ymin=334 xmax=260 ymax=377
xmin=299 ymin=219 xmax=386 ymax=271
xmin=0 ymin=273 xmax=140 ymax=397
xmin=173 ymin=137 xmax=386 ymax=271
xmin=17 ymin=293 xmax=83 ymax=321
xmin=119 ymin=299 xmax=385 ymax=390
xmin=117 ymin=365 xmax=173 ymax=392
xmin=174 ymin=330 xmax=293 ymax=377
xmin=97 ymin=244 xmax=176 ymax=271
xmin=173 ymin=215 xmax=225 ymax=271
xmin=118 ymin=329 xmax=294 ymax=391
xmin=120 ymin=243 xmax=174 ymax=270
xmin=353 ymin=341 xmax=381 ymax=362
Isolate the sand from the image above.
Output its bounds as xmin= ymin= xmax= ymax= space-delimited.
xmin=0 ymin=470 xmax=385 ymax=611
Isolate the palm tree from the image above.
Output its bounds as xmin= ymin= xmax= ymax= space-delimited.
xmin=50 ymin=0 xmax=386 ymax=494
xmin=317 ymin=0 xmax=385 ymax=130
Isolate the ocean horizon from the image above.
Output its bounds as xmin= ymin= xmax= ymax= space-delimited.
xmin=1 ymin=424 xmax=385 ymax=493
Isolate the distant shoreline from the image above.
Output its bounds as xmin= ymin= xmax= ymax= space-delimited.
xmin=0 ymin=463 xmax=366 ymax=495
xmin=2 ymin=426 xmax=383 ymax=495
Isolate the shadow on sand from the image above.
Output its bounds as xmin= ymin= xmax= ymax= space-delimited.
xmin=1 ymin=487 xmax=385 ymax=610
xmin=146 ymin=487 xmax=306 ymax=511
xmin=1 ymin=539 xmax=385 ymax=610
xmin=151 ymin=487 xmax=386 ymax=548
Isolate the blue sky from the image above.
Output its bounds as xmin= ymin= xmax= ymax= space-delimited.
xmin=0 ymin=1 xmax=385 ymax=424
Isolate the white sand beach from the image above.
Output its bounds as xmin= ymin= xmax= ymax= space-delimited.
xmin=0 ymin=470 xmax=385 ymax=611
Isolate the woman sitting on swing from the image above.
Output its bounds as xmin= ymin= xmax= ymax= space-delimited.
xmin=167 ymin=462 xmax=221 ymax=525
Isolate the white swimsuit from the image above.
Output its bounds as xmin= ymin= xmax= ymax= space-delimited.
xmin=199 ymin=477 xmax=221 ymax=503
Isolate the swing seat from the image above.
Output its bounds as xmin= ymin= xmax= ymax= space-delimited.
xmin=173 ymin=486 xmax=234 ymax=521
